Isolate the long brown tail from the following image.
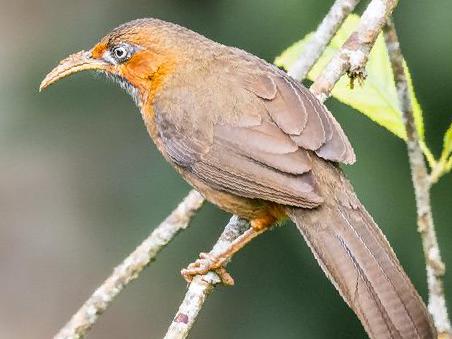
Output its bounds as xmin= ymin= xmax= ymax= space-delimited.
xmin=286 ymin=159 xmax=436 ymax=339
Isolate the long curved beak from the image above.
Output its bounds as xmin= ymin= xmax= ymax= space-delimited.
xmin=39 ymin=50 xmax=109 ymax=91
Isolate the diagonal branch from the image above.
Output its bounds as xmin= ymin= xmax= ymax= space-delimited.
xmin=54 ymin=190 xmax=205 ymax=339
xmin=384 ymin=19 xmax=451 ymax=338
xmin=288 ymin=0 xmax=361 ymax=82
xmin=311 ymin=0 xmax=399 ymax=102
xmin=164 ymin=216 xmax=249 ymax=339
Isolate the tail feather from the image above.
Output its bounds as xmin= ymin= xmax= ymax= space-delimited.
xmin=287 ymin=159 xmax=436 ymax=339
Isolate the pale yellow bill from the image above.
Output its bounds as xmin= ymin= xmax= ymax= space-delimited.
xmin=39 ymin=50 xmax=108 ymax=91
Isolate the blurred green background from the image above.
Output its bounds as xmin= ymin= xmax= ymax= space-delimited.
xmin=1 ymin=1 xmax=451 ymax=338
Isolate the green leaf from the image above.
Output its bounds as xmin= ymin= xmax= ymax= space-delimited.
xmin=275 ymin=14 xmax=425 ymax=142
xmin=442 ymin=122 xmax=452 ymax=167
xmin=430 ymin=122 xmax=452 ymax=183
xmin=443 ymin=122 xmax=452 ymax=156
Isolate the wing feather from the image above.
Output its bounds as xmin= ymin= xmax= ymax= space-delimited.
xmin=243 ymin=68 xmax=355 ymax=164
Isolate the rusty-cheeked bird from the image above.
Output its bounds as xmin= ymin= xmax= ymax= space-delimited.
xmin=40 ymin=18 xmax=436 ymax=339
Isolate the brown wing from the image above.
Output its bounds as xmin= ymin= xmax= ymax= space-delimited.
xmin=240 ymin=69 xmax=355 ymax=164
xmin=156 ymin=109 xmax=323 ymax=207
xmin=154 ymin=61 xmax=354 ymax=208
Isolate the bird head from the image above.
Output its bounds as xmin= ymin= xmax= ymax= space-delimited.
xmin=40 ymin=19 xmax=197 ymax=107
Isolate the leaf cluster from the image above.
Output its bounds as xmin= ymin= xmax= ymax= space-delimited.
xmin=275 ymin=15 xmax=452 ymax=183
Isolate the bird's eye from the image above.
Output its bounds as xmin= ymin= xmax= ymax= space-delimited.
xmin=111 ymin=45 xmax=130 ymax=63
xmin=114 ymin=47 xmax=126 ymax=58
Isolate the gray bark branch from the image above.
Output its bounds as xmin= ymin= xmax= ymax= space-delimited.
xmin=53 ymin=190 xmax=205 ymax=339
xmin=164 ymin=216 xmax=249 ymax=339
xmin=288 ymin=0 xmax=361 ymax=82
xmin=384 ymin=19 xmax=451 ymax=338
xmin=311 ymin=0 xmax=399 ymax=102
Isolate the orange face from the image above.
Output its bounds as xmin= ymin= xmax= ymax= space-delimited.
xmin=40 ymin=27 xmax=176 ymax=107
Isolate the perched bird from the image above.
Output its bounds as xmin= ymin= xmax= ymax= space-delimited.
xmin=40 ymin=18 xmax=436 ymax=338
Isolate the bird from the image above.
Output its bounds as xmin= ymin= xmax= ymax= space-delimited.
xmin=40 ymin=18 xmax=436 ymax=338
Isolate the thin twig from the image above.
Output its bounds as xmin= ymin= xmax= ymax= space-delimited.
xmin=54 ymin=190 xmax=205 ymax=339
xmin=311 ymin=0 xmax=399 ymax=102
xmin=164 ymin=216 xmax=249 ymax=339
xmin=288 ymin=0 xmax=361 ymax=82
xmin=164 ymin=1 xmax=402 ymax=337
xmin=384 ymin=19 xmax=451 ymax=338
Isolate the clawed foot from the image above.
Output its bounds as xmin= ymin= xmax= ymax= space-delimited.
xmin=181 ymin=225 xmax=270 ymax=286
xmin=181 ymin=252 xmax=235 ymax=286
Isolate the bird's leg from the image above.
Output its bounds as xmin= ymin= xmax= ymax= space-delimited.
xmin=181 ymin=215 xmax=275 ymax=286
